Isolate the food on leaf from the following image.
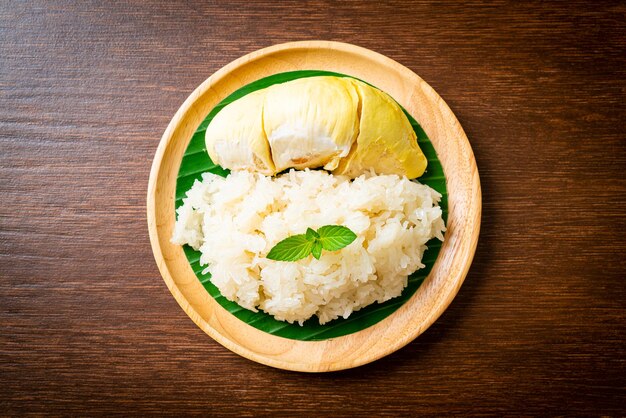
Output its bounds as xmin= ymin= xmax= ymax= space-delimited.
xmin=172 ymin=169 xmax=445 ymax=325
xmin=333 ymin=79 xmax=427 ymax=178
xmin=263 ymin=76 xmax=359 ymax=172
xmin=204 ymin=90 xmax=275 ymax=175
xmin=177 ymin=74 xmax=446 ymax=326
xmin=204 ymin=76 xmax=428 ymax=179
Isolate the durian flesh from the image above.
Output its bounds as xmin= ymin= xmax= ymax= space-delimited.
xmin=204 ymin=89 xmax=275 ymax=175
xmin=204 ymin=76 xmax=427 ymax=179
xmin=263 ymin=76 xmax=359 ymax=172
xmin=333 ymin=79 xmax=427 ymax=178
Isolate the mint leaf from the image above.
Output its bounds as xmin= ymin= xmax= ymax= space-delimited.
xmin=317 ymin=225 xmax=357 ymax=251
xmin=266 ymin=225 xmax=358 ymax=262
xmin=266 ymin=234 xmax=313 ymax=261
xmin=311 ymin=240 xmax=322 ymax=260
xmin=305 ymin=227 xmax=319 ymax=241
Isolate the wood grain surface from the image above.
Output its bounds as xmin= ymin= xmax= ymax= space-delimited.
xmin=1 ymin=0 xmax=625 ymax=415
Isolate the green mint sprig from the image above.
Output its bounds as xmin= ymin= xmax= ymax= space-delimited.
xmin=266 ymin=225 xmax=357 ymax=262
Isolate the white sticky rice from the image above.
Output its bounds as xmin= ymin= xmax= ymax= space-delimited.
xmin=172 ymin=169 xmax=445 ymax=325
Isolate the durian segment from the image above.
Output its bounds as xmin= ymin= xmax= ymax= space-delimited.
xmin=205 ymin=89 xmax=276 ymax=176
xmin=333 ymin=80 xmax=427 ymax=179
xmin=263 ymin=76 xmax=359 ymax=172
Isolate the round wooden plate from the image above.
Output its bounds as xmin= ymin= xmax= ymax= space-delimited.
xmin=147 ymin=41 xmax=481 ymax=372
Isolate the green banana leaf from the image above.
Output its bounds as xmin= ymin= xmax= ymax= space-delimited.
xmin=175 ymin=70 xmax=448 ymax=341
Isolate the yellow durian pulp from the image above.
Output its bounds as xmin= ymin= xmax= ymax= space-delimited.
xmin=263 ymin=76 xmax=359 ymax=172
xmin=205 ymin=89 xmax=276 ymax=175
xmin=204 ymin=76 xmax=427 ymax=179
xmin=332 ymin=79 xmax=427 ymax=179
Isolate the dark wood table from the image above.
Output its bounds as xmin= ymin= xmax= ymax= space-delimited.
xmin=2 ymin=1 xmax=625 ymax=415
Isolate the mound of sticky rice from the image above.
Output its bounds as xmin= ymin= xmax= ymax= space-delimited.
xmin=172 ymin=169 xmax=445 ymax=325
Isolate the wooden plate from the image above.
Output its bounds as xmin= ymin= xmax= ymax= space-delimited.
xmin=147 ymin=41 xmax=481 ymax=372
